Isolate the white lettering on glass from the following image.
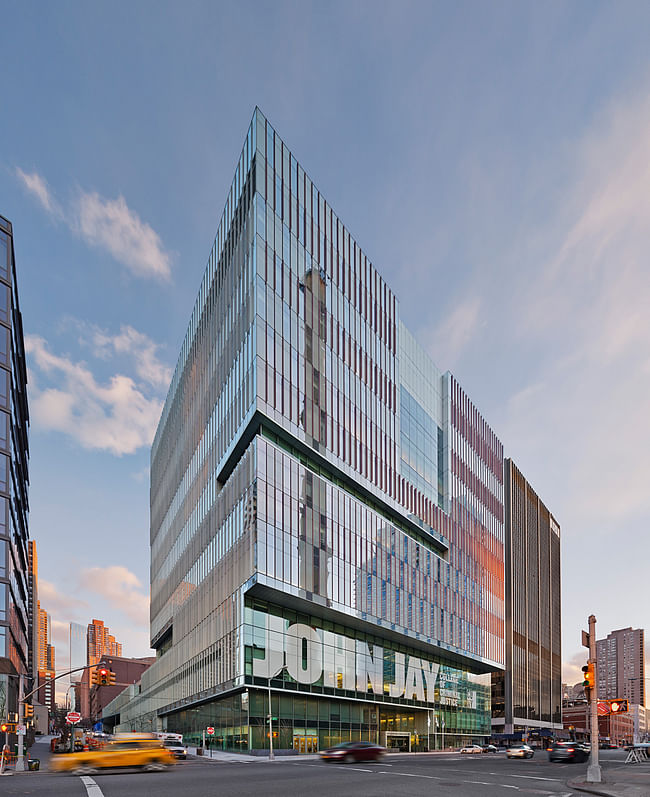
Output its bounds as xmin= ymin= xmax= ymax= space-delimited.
xmin=252 ymin=619 xmax=445 ymax=703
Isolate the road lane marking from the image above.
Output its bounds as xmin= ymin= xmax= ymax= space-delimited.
xmin=509 ymin=774 xmax=562 ymax=781
xmin=80 ymin=776 xmax=104 ymax=797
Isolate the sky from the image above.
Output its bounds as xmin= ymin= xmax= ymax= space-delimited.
xmin=1 ymin=0 xmax=649 ymax=698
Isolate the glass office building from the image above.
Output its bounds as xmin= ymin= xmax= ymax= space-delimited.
xmin=109 ymin=110 xmax=506 ymax=752
xmin=0 ymin=215 xmax=31 ymax=723
xmin=491 ymin=459 xmax=562 ymax=744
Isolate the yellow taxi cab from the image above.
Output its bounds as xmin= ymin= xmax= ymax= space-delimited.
xmin=50 ymin=733 xmax=175 ymax=774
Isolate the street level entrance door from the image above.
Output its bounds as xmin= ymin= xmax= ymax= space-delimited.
xmin=385 ymin=732 xmax=411 ymax=752
xmin=293 ymin=735 xmax=318 ymax=754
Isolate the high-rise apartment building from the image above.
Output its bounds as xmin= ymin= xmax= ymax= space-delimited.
xmin=597 ymin=627 xmax=645 ymax=708
xmin=87 ymin=618 xmax=122 ymax=666
xmin=28 ymin=541 xmax=38 ymax=684
xmin=106 ymin=110 xmax=511 ymax=752
xmin=0 ymin=215 xmax=31 ymax=721
xmin=491 ymin=460 xmax=562 ymax=742
xmin=36 ymin=605 xmax=51 ymax=671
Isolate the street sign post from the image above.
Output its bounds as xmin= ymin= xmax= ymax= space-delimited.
xmin=66 ymin=711 xmax=82 ymax=724
xmin=206 ymin=726 xmax=214 ymax=735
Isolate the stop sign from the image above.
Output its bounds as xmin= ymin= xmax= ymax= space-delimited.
xmin=206 ymin=726 xmax=214 ymax=735
xmin=66 ymin=711 xmax=82 ymax=724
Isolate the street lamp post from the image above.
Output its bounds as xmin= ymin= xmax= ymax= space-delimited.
xmin=268 ymin=681 xmax=274 ymax=761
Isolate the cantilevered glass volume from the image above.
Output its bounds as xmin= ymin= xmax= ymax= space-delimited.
xmin=109 ymin=110 xmax=511 ymax=752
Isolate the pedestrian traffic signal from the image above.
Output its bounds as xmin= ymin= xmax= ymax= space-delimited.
xmin=582 ymin=663 xmax=595 ymax=693
xmin=24 ymin=704 xmax=33 ymax=718
xmin=608 ymin=699 xmax=629 ymax=714
xmin=0 ymin=722 xmax=16 ymax=733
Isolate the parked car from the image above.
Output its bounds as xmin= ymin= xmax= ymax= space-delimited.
xmin=482 ymin=744 xmax=498 ymax=753
xmin=548 ymin=741 xmax=589 ymax=763
xmin=460 ymin=745 xmax=483 ymax=754
xmin=50 ymin=733 xmax=175 ymax=774
xmin=320 ymin=741 xmax=386 ymax=763
xmin=506 ymin=743 xmax=534 ymax=759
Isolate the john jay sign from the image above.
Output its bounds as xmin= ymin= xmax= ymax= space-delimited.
xmin=251 ymin=617 xmax=477 ymax=707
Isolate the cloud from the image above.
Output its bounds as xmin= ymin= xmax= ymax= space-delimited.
xmin=26 ymin=334 xmax=164 ymax=456
xmin=75 ymin=192 xmax=172 ymax=281
xmin=562 ymin=649 xmax=589 ymax=686
xmin=79 ymin=566 xmax=149 ymax=628
xmin=38 ymin=579 xmax=89 ymax=615
xmin=497 ymin=86 xmax=650 ymax=525
xmin=15 ymin=168 xmax=61 ymax=217
xmin=424 ymin=296 xmax=483 ymax=365
xmin=14 ymin=168 xmax=171 ymax=281
xmin=87 ymin=324 xmax=173 ymax=389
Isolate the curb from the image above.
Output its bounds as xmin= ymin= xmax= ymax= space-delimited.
xmin=567 ymin=778 xmax=650 ymax=797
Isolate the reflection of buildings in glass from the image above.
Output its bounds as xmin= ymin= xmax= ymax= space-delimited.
xmin=298 ymin=267 xmax=331 ymax=601
xmin=105 ymin=109 xmax=559 ymax=754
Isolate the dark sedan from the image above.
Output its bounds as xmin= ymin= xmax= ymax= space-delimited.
xmin=548 ymin=741 xmax=589 ymax=763
xmin=320 ymin=741 xmax=386 ymax=763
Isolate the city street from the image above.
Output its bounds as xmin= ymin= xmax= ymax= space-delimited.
xmin=1 ymin=740 xmax=631 ymax=797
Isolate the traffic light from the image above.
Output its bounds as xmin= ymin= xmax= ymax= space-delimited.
xmin=24 ymin=703 xmax=33 ymax=718
xmin=608 ymin=699 xmax=629 ymax=714
xmin=582 ymin=663 xmax=595 ymax=694
xmin=107 ymin=670 xmax=116 ymax=685
xmin=92 ymin=667 xmax=110 ymax=685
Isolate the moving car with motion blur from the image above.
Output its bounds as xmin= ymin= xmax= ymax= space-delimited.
xmin=548 ymin=741 xmax=589 ymax=762
xmin=460 ymin=745 xmax=483 ymax=754
xmin=320 ymin=740 xmax=386 ymax=763
xmin=481 ymin=744 xmax=498 ymax=753
xmin=50 ymin=733 xmax=175 ymax=774
xmin=506 ymin=743 xmax=534 ymax=759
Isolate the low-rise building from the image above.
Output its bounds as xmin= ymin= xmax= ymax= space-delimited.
xmin=88 ymin=656 xmax=155 ymax=723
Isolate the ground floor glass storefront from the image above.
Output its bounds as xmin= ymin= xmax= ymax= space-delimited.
xmin=167 ymin=689 xmax=491 ymax=754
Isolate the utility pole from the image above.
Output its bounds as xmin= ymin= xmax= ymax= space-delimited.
xmin=586 ymin=614 xmax=601 ymax=783
xmin=15 ymin=674 xmax=25 ymax=772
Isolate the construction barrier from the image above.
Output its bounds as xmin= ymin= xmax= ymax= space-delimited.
xmin=625 ymin=747 xmax=648 ymax=764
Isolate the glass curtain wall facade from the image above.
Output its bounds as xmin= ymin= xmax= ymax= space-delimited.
xmin=110 ymin=110 xmax=506 ymax=752
xmin=491 ymin=459 xmax=561 ymax=742
xmin=0 ymin=215 xmax=30 ymax=725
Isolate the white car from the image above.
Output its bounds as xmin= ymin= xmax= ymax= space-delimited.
xmin=460 ymin=745 xmax=483 ymax=754
xmin=506 ymin=743 xmax=534 ymax=759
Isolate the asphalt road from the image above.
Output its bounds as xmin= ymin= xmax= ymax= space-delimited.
xmin=2 ymin=740 xmax=629 ymax=797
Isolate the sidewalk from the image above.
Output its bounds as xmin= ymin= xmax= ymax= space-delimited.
xmin=186 ymin=747 xmax=460 ymax=763
xmin=568 ymin=760 xmax=650 ymax=797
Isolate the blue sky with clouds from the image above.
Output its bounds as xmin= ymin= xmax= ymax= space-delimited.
xmin=2 ymin=1 xmax=649 ymax=691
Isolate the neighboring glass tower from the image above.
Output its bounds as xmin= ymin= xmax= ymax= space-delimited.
xmin=491 ymin=459 xmax=562 ymax=744
xmin=0 ymin=215 xmax=30 ymax=724
xmin=110 ymin=110 xmax=508 ymax=751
